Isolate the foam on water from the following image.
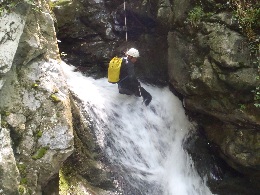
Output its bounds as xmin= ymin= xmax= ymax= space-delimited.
xmin=62 ymin=62 xmax=213 ymax=195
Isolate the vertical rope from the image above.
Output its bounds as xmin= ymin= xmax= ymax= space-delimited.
xmin=124 ymin=0 xmax=128 ymax=43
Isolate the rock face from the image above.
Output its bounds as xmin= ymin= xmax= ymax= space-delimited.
xmin=0 ymin=0 xmax=259 ymax=194
xmin=53 ymin=0 xmax=260 ymax=186
xmin=0 ymin=1 xmax=73 ymax=194
xmin=0 ymin=128 xmax=20 ymax=194
xmin=167 ymin=0 xmax=260 ymax=181
xmin=53 ymin=0 xmax=168 ymax=81
xmin=56 ymin=96 xmax=118 ymax=195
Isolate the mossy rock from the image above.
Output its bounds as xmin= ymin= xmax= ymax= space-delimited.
xmin=50 ymin=94 xmax=61 ymax=103
xmin=32 ymin=147 xmax=49 ymax=160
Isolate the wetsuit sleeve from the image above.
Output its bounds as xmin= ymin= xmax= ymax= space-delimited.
xmin=127 ymin=63 xmax=140 ymax=90
xmin=118 ymin=59 xmax=140 ymax=96
xmin=126 ymin=63 xmax=136 ymax=79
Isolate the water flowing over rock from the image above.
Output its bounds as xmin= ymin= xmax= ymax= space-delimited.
xmin=53 ymin=0 xmax=259 ymax=186
xmin=62 ymin=63 xmax=213 ymax=194
xmin=0 ymin=0 xmax=259 ymax=194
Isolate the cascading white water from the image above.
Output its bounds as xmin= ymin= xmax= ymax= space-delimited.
xmin=62 ymin=62 xmax=213 ymax=195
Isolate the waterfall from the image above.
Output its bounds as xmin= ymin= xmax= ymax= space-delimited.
xmin=62 ymin=62 xmax=213 ymax=195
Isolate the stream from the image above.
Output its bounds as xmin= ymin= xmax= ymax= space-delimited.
xmin=62 ymin=62 xmax=213 ymax=195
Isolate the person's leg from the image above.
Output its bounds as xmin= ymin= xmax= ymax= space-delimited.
xmin=133 ymin=86 xmax=141 ymax=97
xmin=128 ymin=80 xmax=141 ymax=97
xmin=140 ymin=87 xmax=152 ymax=106
xmin=118 ymin=85 xmax=133 ymax=95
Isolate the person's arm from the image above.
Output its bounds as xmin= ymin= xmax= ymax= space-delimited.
xmin=126 ymin=63 xmax=140 ymax=88
xmin=126 ymin=63 xmax=136 ymax=79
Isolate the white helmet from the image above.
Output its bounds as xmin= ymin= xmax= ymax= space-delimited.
xmin=126 ymin=48 xmax=140 ymax=58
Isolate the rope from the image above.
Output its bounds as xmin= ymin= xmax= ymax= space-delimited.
xmin=123 ymin=0 xmax=128 ymax=42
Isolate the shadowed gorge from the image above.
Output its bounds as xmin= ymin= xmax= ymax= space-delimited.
xmin=0 ymin=0 xmax=259 ymax=194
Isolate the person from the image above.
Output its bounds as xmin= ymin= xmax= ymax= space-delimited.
xmin=118 ymin=48 xmax=152 ymax=106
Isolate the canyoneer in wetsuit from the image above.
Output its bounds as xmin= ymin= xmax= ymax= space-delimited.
xmin=118 ymin=48 xmax=152 ymax=106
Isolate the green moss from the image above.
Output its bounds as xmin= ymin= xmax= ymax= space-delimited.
xmin=0 ymin=0 xmax=36 ymax=16
xmin=252 ymin=87 xmax=260 ymax=108
xmin=49 ymin=0 xmax=71 ymax=10
xmin=1 ymin=110 xmax=10 ymax=116
xmin=33 ymin=130 xmax=43 ymax=140
xmin=32 ymin=146 xmax=49 ymax=160
xmin=31 ymin=83 xmax=39 ymax=89
xmin=1 ymin=120 xmax=8 ymax=128
xmin=50 ymin=94 xmax=61 ymax=103
xmin=20 ymin=178 xmax=27 ymax=185
xmin=231 ymin=2 xmax=260 ymax=40
xmin=0 ymin=0 xmax=19 ymax=15
xmin=18 ymin=185 xmax=26 ymax=194
xmin=31 ymin=79 xmax=41 ymax=89
xmin=0 ymin=110 xmax=10 ymax=127
xmin=17 ymin=163 xmax=26 ymax=176
xmin=239 ymin=104 xmax=246 ymax=110
xmin=36 ymin=130 xmax=43 ymax=138
xmin=187 ymin=6 xmax=204 ymax=27
xmin=59 ymin=170 xmax=70 ymax=193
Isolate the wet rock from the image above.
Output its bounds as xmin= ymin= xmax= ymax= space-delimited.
xmin=57 ymin=95 xmax=119 ymax=194
xmin=185 ymin=128 xmax=260 ymax=195
xmin=52 ymin=0 xmax=260 ymax=185
xmin=0 ymin=1 xmax=73 ymax=194
xmin=0 ymin=128 xmax=20 ymax=194
xmin=167 ymin=0 xmax=260 ymax=181
xmin=53 ymin=0 xmax=167 ymax=81
xmin=0 ymin=0 xmax=256 ymax=194
xmin=0 ymin=10 xmax=27 ymax=75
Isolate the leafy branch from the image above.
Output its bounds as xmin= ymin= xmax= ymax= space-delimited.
xmin=0 ymin=0 xmax=37 ymax=16
xmin=228 ymin=0 xmax=260 ymax=41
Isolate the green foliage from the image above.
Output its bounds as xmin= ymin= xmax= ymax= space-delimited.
xmin=0 ymin=0 xmax=18 ymax=15
xmin=48 ymin=0 xmax=71 ymax=10
xmin=36 ymin=130 xmax=43 ymax=138
xmin=239 ymin=104 xmax=246 ymax=110
xmin=1 ymin=110 xmax=10 ymax=116
xmin=187 ymin=6 xmax=204 ymax=27
xmin=24 ymin=0 xmax=35 ymax=5
xmin=32 ymin=146 xmax=49 ymax=160
xmin=228 ymin=0 xmax=260 ymax=41
xmin=18 ymin=185 xmax=26 ymax=194
xmin=17 ymin=163 xmax=27 ymax=176
xmin=187 ymin=5 xmax=215 ymax=27
xmin=251 ymin=49 xmax=260 ymax=108
xmin=227 ymin=1 xmax=260 ymax=108
xmin=20 ymin=178 xmax=28 ymax=185
xmin=33 ymin=129 xmax=43 ymax=140
xmin=0 ymin=0 xmax=38 ymax=16
xmin=252 ymin=86 xmax=260 ymax=107
xmin=1 ymin=118 xmax=8 ymax=128
xmin=59 ymin=170 xmax=70 ymax=193
xmin=254 ymin=103 xmax=260 ymax=107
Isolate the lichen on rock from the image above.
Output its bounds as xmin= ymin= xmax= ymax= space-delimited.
xmin=0 ymin=0 xmax=74 ymax=194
